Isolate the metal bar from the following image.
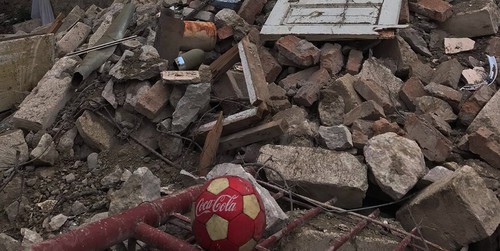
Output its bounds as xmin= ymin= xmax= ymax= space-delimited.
xmin=394 ymin=227 xmax=418 ymax=251
xmin=31 ymin=185 xmax=203 ymax=251
xmin=134 ymin=222 xmax=199 ymax=251
xmin=256 ymin=205 xmax=325 ymax=249
xmin=172 ymin=213 xmax=192 ymax=223
xmin=272 ymin=191 xmax=285 ymax=200
xmin=66 ymin=35 xmax=138 ymax=56
xmin=257 ymin=181 xmax=449 ymax=251
xmin=328 ymin=209 xmax=380 ymax=251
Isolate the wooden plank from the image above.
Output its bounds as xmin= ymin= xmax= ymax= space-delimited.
xmin=263 ymin=0 xmax=291 ymax=26
xmin=297 ymin=0 xmax=384 ymax=4
xmin=378 ymin=0 xmax=402 ymax=25
xmin=199 ymin=112 xmax=224 ymax=176
xmin=261 ymin=25 xmax=381 ymax=41
xmin=47 ymin=13 xmax=65 ymax=34
xmin=161 ymin=71 xmax=201 ymax=84
xmin=195 ymin=107 xmax=265 ymax=138
xmin=219 ymin=119 xmax=288 ymax=151
xmin=238 ymin=36 xmax=270 ymax=106
xmin=209 ymin=46 xmax=240 ymax=83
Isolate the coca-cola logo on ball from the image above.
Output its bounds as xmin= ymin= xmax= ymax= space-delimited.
xmin=195 ymin=195 xmax=238 ymax=217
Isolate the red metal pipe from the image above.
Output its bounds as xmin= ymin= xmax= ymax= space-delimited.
xmin=31 ymin=185 xmax=203 ymax=251
xmin=134 ymin=222 xmax=199 ymax=251
xmin=256 ymin=205 xmax=324 ymax=249
xmin=327 ymin=209 xmax=380 ymax=251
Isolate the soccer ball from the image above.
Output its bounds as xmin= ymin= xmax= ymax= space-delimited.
xmin=192 ymin=176 xmax=266 ymax=251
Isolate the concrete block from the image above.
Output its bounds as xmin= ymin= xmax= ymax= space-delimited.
xmin=441 ymin=0 xmax=500 ymax=37
xmin=12 ymin=57 xmax=78 ymax=132
xmin=397 ymin=166 xmax=500 ymax=250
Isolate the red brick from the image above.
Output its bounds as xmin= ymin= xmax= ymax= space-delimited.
xmin=320 ymin=43 xmax=344 ymax=75
xmin=258 ymin=46 xmax=282 ymax=83
xmin=405 ymin=114 xmax=452 ymax=163
xmin=345 ymin=49 xmax=363 ymax=75
xmin=408 ymin=0 xmax=452 ymax=22
xmin=278 ymin=67 xmax=318 ymax=91
xmin=468 ymin=127 xmax=500 ymax=168
xmin=459 ymin=86 xmax=496 ymax=126
xmin=372 ymin=118 xmax=405 ymax=136
xmin=217 ymin=25 xmax=234 ymax=40
xmin=399 ymin=77 xmax=427 ymax=111
xmin=353 ymin=79 xmax=394 ymax=114
xmin=424 ymin=82 xmax=463 ymax=111
xmin=238 ymin=0 xmax=266 ymax=25
xmin=275 ymin=35 xmax=320 ymax=67
xmin=135 ymin=81 xmax=172 ymax=119
xmin=293 ymin=68 xmax=330 ymax=107
xmin=344 ymin=100 xmax=386 ymax=126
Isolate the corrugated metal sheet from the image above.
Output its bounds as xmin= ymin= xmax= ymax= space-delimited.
xmin=261 ymin=0 xmax=406 ymax=41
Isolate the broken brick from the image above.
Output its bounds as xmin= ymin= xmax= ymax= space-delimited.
xmin=217 ymin=25 xmax=234 ymax=40
xmin=430 ymin=59 xmax=463 ymax=89
xmin=135 ymin=81 xmax=172 ymax=119
xmin=399 ymin=77 xmax=427 ymax=111
xmin=345 ymin=49 xmax=363 ymax=75
xmin=343 ymin=100 xmax=386 ymax=126
xmin=441 ymin=0 xmax=500 ymax=38
xmin=275 ymin=35 xmax=320 ymax=68
xmin=259 ymin=46 xmax=282 ymax=83
xmin=320 ymin=43 xmax=344 ymax=75
xmin=408 ymin=0 xmax=452 ymax=22
xmin=459 ymin=86 xmax=496 ymax=126
xmin=278 ymin=67 xmax=318 ymax=92
xmin=237 ymin=0 xmax=266 ymax=24
xmin=468 ymin=127 xmax=500 ymax=168
xmin=424 ymin=82 xmax=462 ymax=111
xmin=405 ymin=114 xmax=452 ymax=163
xmin=294 ymin=68 xmax=330 ymax=107
xmin=353 ymin=79 xmax=394 ymax=114
xmin=372 ymin=118 xmax=405 ymax=136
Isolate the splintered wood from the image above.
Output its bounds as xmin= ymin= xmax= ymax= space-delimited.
xmin=219 ymin=119 xmax=288 ymax=151
xmin=161 ymin=71 xmax=201 ymax=84
xmin=195 ymin=107 xmax=265 ymax=138
xmin=238 ymin=36 xmax=271 ymax=106
xmin=209 ymin=46 xmax=240 ymax=83
xmin=199 ymin=112 xmax=224 ymax=176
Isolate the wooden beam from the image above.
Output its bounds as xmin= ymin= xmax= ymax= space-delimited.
xmin=238 ymin=36 xmax=271 ymax=106
xmin=209 ymin=46 xmax=240 ymax=83
xmin=219 ymin=119 xmax=288 ymax=151
xmin=47 ymin=13 xmax=65 ymax=34
xmin=195 ymin=107 xmax=265 ymax=138
xmin=199 ymin=112 xmax=224 ymax=176
xmin=161 ymin=71 xmax=201 ymax=84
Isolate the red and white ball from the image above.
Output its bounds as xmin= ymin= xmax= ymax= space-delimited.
xmin=192 ymin=176 xmax=266 ymax=251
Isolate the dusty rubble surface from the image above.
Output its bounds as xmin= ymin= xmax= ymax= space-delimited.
xmin=1 ymin=0 xmax=500 ymax=250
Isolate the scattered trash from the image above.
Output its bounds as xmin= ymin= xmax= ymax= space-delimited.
xmin=461 ymin=55 xmax=498 ymax=91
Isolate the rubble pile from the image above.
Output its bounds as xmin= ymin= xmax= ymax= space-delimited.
xmin=0 ymin=0 xmax=499 ymax=250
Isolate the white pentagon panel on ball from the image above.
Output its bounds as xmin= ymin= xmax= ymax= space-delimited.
xmin=206 ymin=177 xmax=230 ymax=195
xmin=206 ymin=214 xmax=229 ymax=241
xmin=243 ymin=194 xmax=260 ymax=219
xmin=239 ymin=239 xmax=257 ymax=251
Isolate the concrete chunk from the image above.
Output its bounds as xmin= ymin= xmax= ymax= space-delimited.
xmin=344 ymin=100 xmax=386 ymax=126
xmin=13 ymin=57 xmax=78 ymax=131
xmin=135 ymin=81 xmax=171 ymax=119
xmin=364 ymin=132 xmax=428 ymax=200
xmin=396 ymin=166 xmax=500 ymax=250
xmin=0 ymin=130 xmax=29 ymax=169
xmin=172 ymin=83 xmax=211 ymax=133
xmin=56 ymin=22 xmax=91 ymax=56
xmin=441 ymin=0 xmax=500 ymax=37
xmin=75 ymin=111 xmax=117 ymax=152
xmin=405 ymin=114 xmax=452 ymax=163
xmin=257 ymin=144 xmax=368 ymax=208
xmin=30 ymin=133 xmax=59 ymax=166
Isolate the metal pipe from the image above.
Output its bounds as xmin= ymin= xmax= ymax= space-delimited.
xmin=72 ymin=3 xmax=135 ymax=85
xmin=134 ymin=222 xmax=199 ymax=251
xmin=180 ymin=21 xmax=217 ymax=51
xmin=67 ymin=35 xmax=138 ymax=57
xmin=31 ymin=185 xmax=203 ymax=251
xmin=328 ymin=209 xmax=380 ymax=251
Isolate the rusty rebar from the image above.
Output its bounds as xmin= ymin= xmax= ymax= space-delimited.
xmin=134 ymin=222 xmax=199 ymax=251
xmin=258 ymin=181 xmax=449 ymax=251
xmin=328 ymin=209 xmax=380 ymax=251
xmin=256 ymin=204 xmax=326 ymax=249
xmin=394 ymin=227 xmax=418 ymax=251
